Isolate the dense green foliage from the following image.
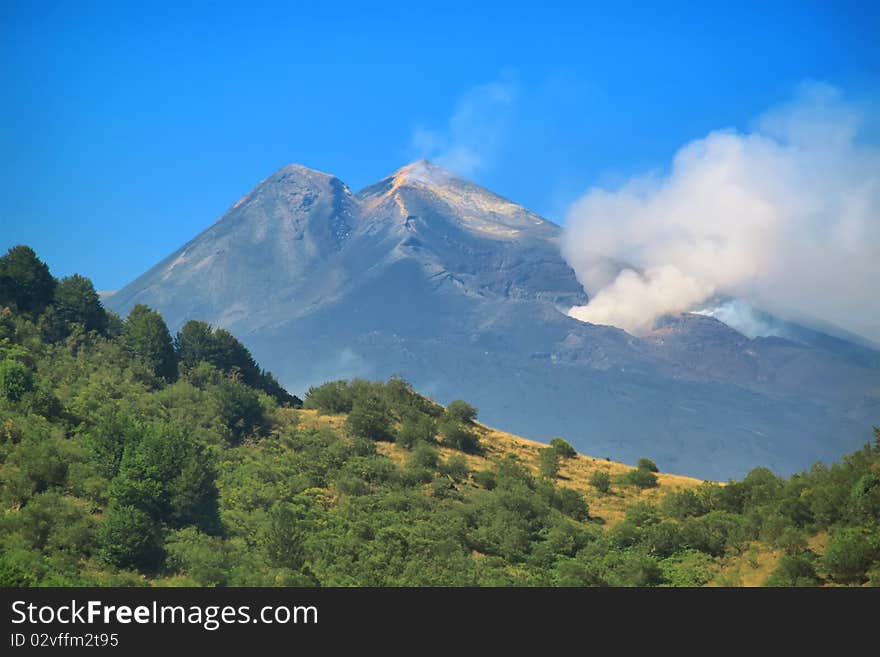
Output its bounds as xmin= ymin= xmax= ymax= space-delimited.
xmin=550 ymin=437 xmax=577 ymax=459
xmin=0 ymin=246 xmax=56 ymax=316
xmin=1 ymin=247 xmax=879 ymax=587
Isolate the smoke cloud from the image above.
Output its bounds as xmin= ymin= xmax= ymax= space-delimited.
xmin=411 ymin=76 xmax=518 ymax=177
xmin=561 ymin=83 xmax=880 ymax=341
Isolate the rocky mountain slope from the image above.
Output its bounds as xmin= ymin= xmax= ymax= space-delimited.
xmin=107 ymin=161 xmax=880 ymax=479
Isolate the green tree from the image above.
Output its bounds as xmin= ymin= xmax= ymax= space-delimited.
xmin=303 ymin=380 xmax=353 ymax=414
xmin=211 ymin=378 xmax=266 ymax=444
xmin=550 ymin=437 xmax=577 ymax=458
xmin=176 ymin=320 xmax=291 ymax=403
xmin=164 ymin=527 xmax=233 ymax=586
xmin=99 ymin=504 xmax=164 ymax=571
xmin=554 ymin=487 xmax=590 ymax=521
xmin=54 ymin=274 xmax=107 ymax=333
xmin=345 ymin=396 xmax=392 ymax=441
xmin=0 ymin=245 xmax=56 ymax=315
xmin=822 ymin=527 xmax=879 ymax=584
xmin=123 ymin=304 xmax=178 ymax=381
xmin=637 ymin=458 xmax=659 ymax=473
xmin=439 ymin=419 xmax=481 ymax=454
xmin=446 ymin=399 xmax=478 ymax=423
xmin=396 ymin=412 xmax=436 ymax=448
xmin=765 ymin=553 xmax=821 ymax=587
xmin=175 ymin=320 xmax=217 ymax=369
xmin=0 ymin=359 xmax=33 ymax=402
xmin=538 ymin=447 xmax=560 ymax=480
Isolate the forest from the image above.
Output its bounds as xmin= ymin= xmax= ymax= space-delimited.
xmin=1 ymin=245 xmax=878 ymax=586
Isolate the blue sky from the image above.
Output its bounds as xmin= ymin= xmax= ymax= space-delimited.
xmin=1 ymin=0 xmax=878 ymax=290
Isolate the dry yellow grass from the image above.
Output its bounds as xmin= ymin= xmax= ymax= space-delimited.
xmin=708 ymin=543 xmax=783 ymax=587
xmin=295 ymin=409 xmax=704 ymax=526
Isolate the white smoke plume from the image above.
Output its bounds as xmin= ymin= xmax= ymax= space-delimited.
xmin=411 ymin=76 xmax=518 ymax=177
xmin=692 ymin=299 xmax=784 ymax=339
xmin=561 ymin=83 xmax=880 ymax=341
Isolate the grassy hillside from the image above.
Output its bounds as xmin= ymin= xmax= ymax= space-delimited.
xmin=298 ymin=408 xmax=703 ymax=527
xmin=1 ymin=245 xmax=879 ymax=587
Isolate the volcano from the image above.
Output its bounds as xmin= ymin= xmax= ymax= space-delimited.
xmin=106 ymin=160 xmax=880 ymax=479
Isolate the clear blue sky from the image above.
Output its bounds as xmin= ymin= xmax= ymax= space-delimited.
xmin=1 ymin=0 xmax=877 ymax=290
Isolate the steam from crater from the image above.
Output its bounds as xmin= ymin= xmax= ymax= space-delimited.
xmin=561 ymin=83 xmax=880 ymax=341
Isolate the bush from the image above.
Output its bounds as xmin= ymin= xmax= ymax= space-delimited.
xmin=211 ymin=378 xmax=266 ymax=444
xmin=589 ymin=470 xmax=611 ymax=494
xmin=396 ymin=413 xmax=436 ymax=449
xmin=440 ymin=420 xmax=481 ymax=454
xmin=345 ymin=396 xmax=393 ymax=441
xmin=99 ymin=504 xmax=164 ymax=572
xmin=765 ymin=553 xmax=821 ymax=587
xmin=441 ymin=455 xmax=469 ymax=482
xmin=662 ymin=488 xmax=708 ymax=519
xmin=549 ymin=438 xmax=577 ymax=458
xmin=554 ymin=487 xmax=589 ymax=521
xmin=659 ymin=550 xmax=716 ymax=587
xmin=164 ymin=527 xmax=232 ymax=586
xmin=473 ymin=469 xmax=497 ymax=490
xmin=445 ymin=399 xmax=478 ymax=424
xmin=822 ymin=527 xmax=879 ymax=584
xmin=626 ymin=467 xmax=658 ymax=489
xmin=538 ymin=447 xmax=559 ymax=480
xmin=409 ymin=442 xmax=440 ymax=470
xmin=0 ymin=359 xmax=33 ymax=402
xmin=637 ymin=458 xmax=659 ymax=473
xmin=303 ymin=380 xmax=352 ymax=414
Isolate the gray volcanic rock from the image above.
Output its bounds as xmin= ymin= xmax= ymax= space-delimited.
xmin=108 ymin=160 xmax=880 ymax=479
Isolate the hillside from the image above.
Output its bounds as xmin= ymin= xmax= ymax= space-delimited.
xmin=105 ymin=160 xmax=880 ymax=479
xmin=297 ymin=408 xmax=702 ymax=527
xmin=2 ymin=246 xmax=879 ymax=587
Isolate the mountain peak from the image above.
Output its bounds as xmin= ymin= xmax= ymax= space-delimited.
xmin=390 ymin=159 xmax=456 ymax=187
xmin=358 ymin=160 xmax=558 ymax=238
xmin=264 ymin=163 xmax=342 ymax=187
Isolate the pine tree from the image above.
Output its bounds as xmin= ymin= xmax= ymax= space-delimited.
xmin=0 ymin=245 xmax=56 ymax=315
xmin=123 ymin=304 xmax=178 ymax=381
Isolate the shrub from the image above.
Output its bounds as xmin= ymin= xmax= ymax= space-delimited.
xmin=554 ymin=487 xmax=589 ymax=521
xmin=662 ymin=488 xmax=708 ymax=519
xmin=538 ymin=447 xmax=559 ymax=480
xmin=211 ymin=378 xmax=266 ymax=444
xmin=637 ymin=458 xmax=659 ymax=473
xmin=441 ymin=455 xmax=470 ymax=482
xmin=440 ymin=420 xmax=481 ymax=454
xmin=473 ymin=469 xmax=497 ymax=490
xmin=659 ymin=550 xmax=716 ymax=587
xmin=626 ymin=467 xmax=658 ymax=489
xmin=345 ymin=396 xmax=393 ymax=441
xmin=0 ymin=359 xmax=33 ymax=402
xmin=303 ymin=380 xmax=352 ymax=414
xmin=445 ymin=399 xmax=478 ymax=424
xmin=396 ymin=413 xmax=436 ymax=449
xmin=99 ymin=504 xmax=163 ymax=572
xmin=549 ymin=438 xmax=577 ymax=458
xmin=765 ymin=553 xmax=821 ymax=587
xmin=822 ymin=527 xmax=879 ymax=584
xmin=409 ymin=442 xmax=440 ymax=470
xmin=589 ymin=470 xmax=611 ymax=494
